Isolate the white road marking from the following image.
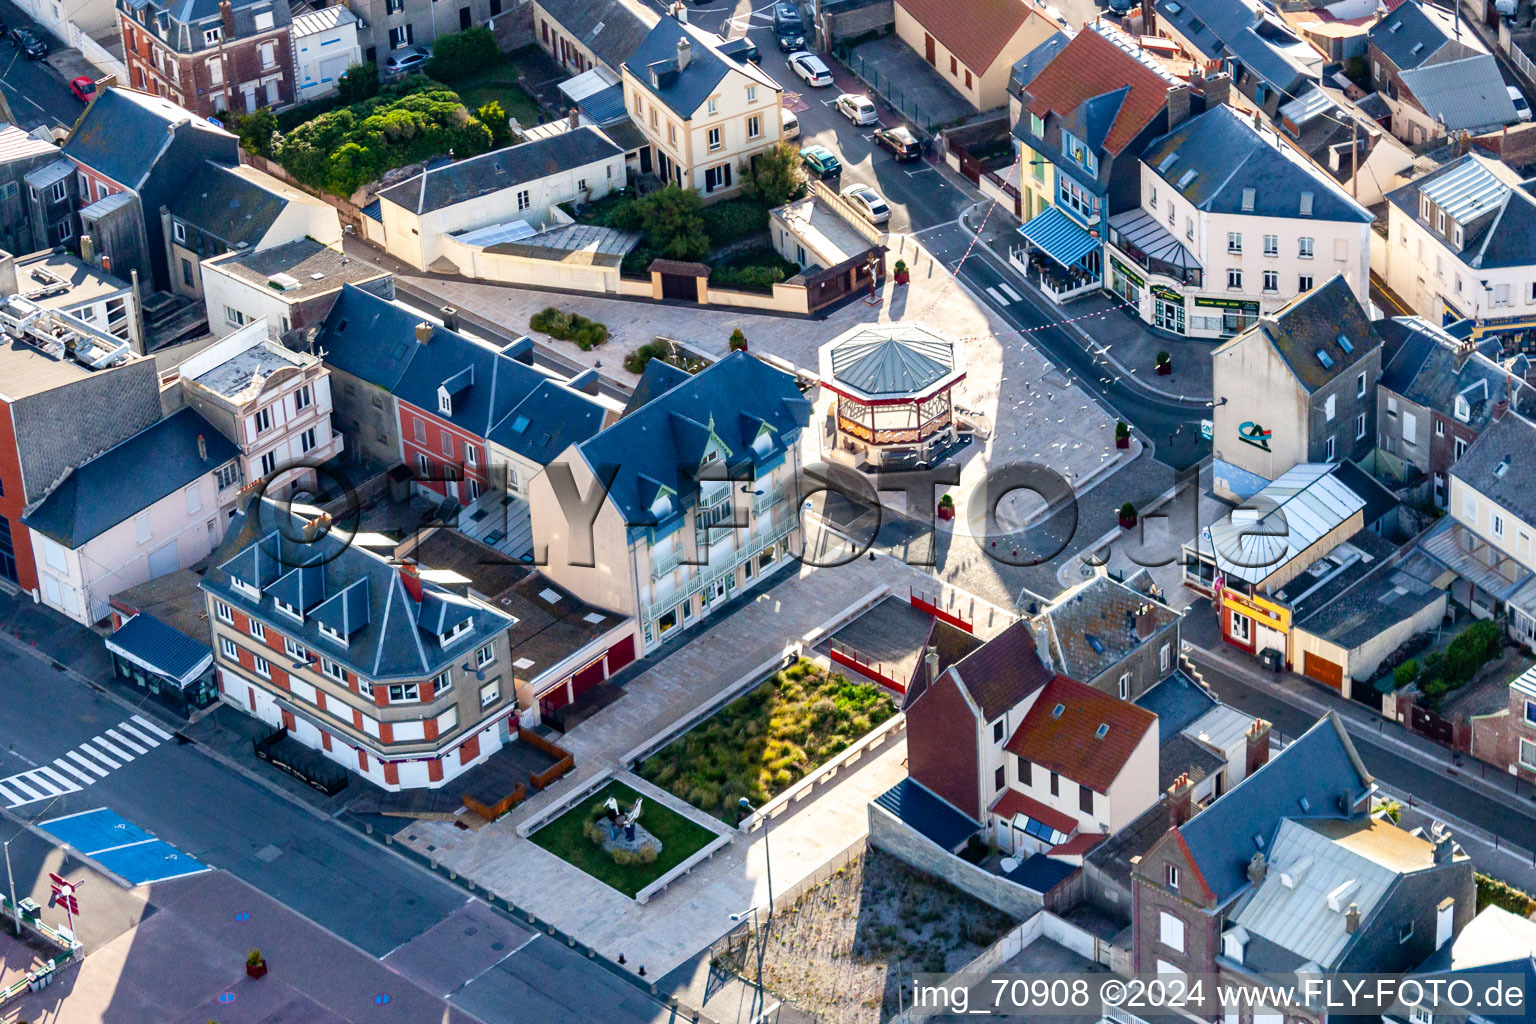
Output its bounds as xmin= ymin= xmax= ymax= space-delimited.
xmin=0 ymin=781 xmax=30 ymax=805
xmin=4 ymin=776 xmax=47 ymax=802
xmin=80 ymin=739 xmax=125 ymax=767
xmin=53 ymin=759 xmax=95 ymax=785
xmin=66 ymin=751 xmax=109 ymax=777
xmin=116 ymin=721 xmax=161 ymax=748
xmin=131 ymin=715 xmax=174 ymax=740
xmin=34 ymin=767 xmax=78 ymax=793
xmin=103 ymin=729 xmax=147 ymax=756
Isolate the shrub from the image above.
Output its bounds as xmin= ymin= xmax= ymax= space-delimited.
xmin=337 ymin=62 xmax=380 ymax=105
xmin=233 ymin=108 xmax=279 ymax=158
xmin=1155 ymin=350 xmax=1171 ymax=365
xmin=529 ymin=307 xmax=608 ymax=350
xmin=476 ymin=99 xmax=515 ymax=148
xmin=246 ymin=949 xmax=264 ymax=967
xmin=427 ymin=27 xmax=501 ymax=81
xmin=1393 ymin=658 xmax=1420 ymax=690
xmin=1443 ymin=619 xmax=1502 ymax=684
xmin=729 ymin=328 xmax=748 ymax=352
xmin=938 ymin=493 xmax=954 ymax=509
xmin=1120 ymin=502 xmax=1137 ymax=519
xmin=1477 ymin=872 xmax=1536 ymax=915
xmin=702 ymin=197 xmax=769 ymax=247
xmin=624 ymin=339 xmax=705 ymax=375
xmin=1115 ymin=420 xmax=1130 ymax=438
xmin=611 ymin=846 xmax=659 ymax=866
xmin=744 ymin=141 xmax=805 ymax=207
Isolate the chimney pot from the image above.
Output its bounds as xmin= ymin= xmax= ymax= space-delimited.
xmin=568 ymin=106 xmax=580 ymax=130
xmin=923 ymin=647 xmax=939 ymax=684
xmin=677 ymin=36 xmax=691 ymax=71
xmin=1434 ymin=829 xmax=1455 ymax=865
xmin=1248 ymin=851 xmax=1267 ymax=885
xmin=197 ymin=433 xmax=208 ymax=461
xmin=300 ymin=512 xmax=332 ymax=542
xmin=1345 ymin=902 xmax=1361 ymax=934
xmin=416 ymin=322 xmax=433 ymax=345
xmin=440 ymin=305 xmax=459 ymax=331
xmin=1246 ymin=718 xmax=1272 ymax=775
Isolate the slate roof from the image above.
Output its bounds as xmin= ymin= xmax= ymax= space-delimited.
xmin=211 ymin=237 xmax=389 ymax=301
xmin=1135 ymin=669 xmax=1218 ymax=737
xmin=486 ymin=378 xmax=609 ymax=466
xmin=1176 ymin=712 xmax=1373 ymax=903
xmin=1033 ymin=574 xmax=1181 ymax=685
xmin=376 ymin=127 xmax=623 ymax=215
xmin=623 ymin=17 xmax=778 ymax=118
xmin=1452 ymin=411 xmax=1536 ymax=524
xmin=572 ymin=351 xmax=811 ymax=527
xmin=533 ymin=0 xmax=656 ymax=72
xmin=1399 ymin=55 xmax=1519 ymax=131
xmin=1022 ymin=26 xmax=1175 ymax=157
xmin=172 ymin=162 xmax=289 ymax=248
xmin=1007 ymin=31 xmax=1071 ymax=102
xmin=105 ymin=612 xmax=213 ymax=686
xmin=621 ymin=357 xmax=693 ymax=417
xmin=1225 ymin=275 xmax=1379 ymax=393
xmin=1378 ymin=316 xmax=1528 ymax=430
xmin=873 ymin=778 xmax=979 ymax=852
xmin=1367 ymin=0 xmax=1473 ymax=71
xmin=310 ymin=285 xmax=442 ymax=392
xmin=1160 ymin=733 xmax=1227 ymax=791
xmin=901 ymin=618 xmax=987 ymax=709
xmin=1004 ymin=675 xmax=1158 ymax=793
xmin=1153 ymin=0 xmax=1316 ymax=94
xmin=1141 ymin=105 xmax=1371 ymax=223
xmin=897 ymin=0 xmax=1039 ymax=74
xmin=62 ymin=87 xmax=229 ymax=191
xmin=203 ymin=499 xmax=513 ymax=680
xmin=944 ymin=619 xmax=1055 ymax=722
xmin=22 ymin=408 xmax=238 ymax=548
xmin=1004 ymin=853 xmax=1078 ymax=893
xmin=825 ymin=324 xmax=959 ymax=398
xmin=1384 ymin=154 xmax=1536 ymax=271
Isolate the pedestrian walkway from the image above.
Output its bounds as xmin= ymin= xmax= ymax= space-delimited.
xmin=0 ymin=716 xmax=171 ymax=808
xmin=958 ymin=201 xmax=1215 ymax=402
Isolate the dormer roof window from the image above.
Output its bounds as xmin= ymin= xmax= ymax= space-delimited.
xmin=440 ymin=616 xmax=474 ymax=647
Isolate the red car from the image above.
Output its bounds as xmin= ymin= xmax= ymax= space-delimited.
xmin=69 ymin=76 xmax=97 ymax=102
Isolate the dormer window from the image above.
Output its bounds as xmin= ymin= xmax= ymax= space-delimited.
xmin=439 ymin=617 xmax=473 ymax=646
xmin=439 ymin=391 xmax=452 ymax=416
xmin=1454 ymin=395 xmax=1471 ymax=422
xmin=274 ymin=597 xmax=302 ymax=622
xmin=231 ymin=577 xmax=261 ymax=600
xmin=1452 ymin=224 xmax=1463 ymax=247
xmin=318 ymin=622 xmax=347 ymax=646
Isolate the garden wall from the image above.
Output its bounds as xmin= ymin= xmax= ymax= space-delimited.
xmin=868 ymin=801 xmax=1043 ymax=920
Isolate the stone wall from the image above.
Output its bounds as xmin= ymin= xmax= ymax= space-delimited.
xmin=867 ymin=801 xmax=1042 ymax=920
xmin=821 ymin=0 xmax=894 ymax=45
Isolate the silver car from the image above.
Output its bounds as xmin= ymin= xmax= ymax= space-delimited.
xmin=835 ymin=93 xmax=878 ymax=126
xmin=383 ymin=45 xmax=429 ymax=79
xmin=841 ymin=183 xmax=890 ymax=224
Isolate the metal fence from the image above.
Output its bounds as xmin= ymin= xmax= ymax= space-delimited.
xmin=832 ymin=48 xmax=944 ymax=132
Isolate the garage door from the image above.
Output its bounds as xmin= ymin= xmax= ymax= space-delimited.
xmin=1303 ymin=651 xmax=1344 ymax=691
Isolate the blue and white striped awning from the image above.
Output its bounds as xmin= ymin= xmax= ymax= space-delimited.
xmin=1017 ymin=205 xmax=1100 ymax=269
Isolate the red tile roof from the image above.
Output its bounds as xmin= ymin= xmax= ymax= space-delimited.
xmin=1024 ymin=28 xmax=1173 ymax=155
xmin=1050 ymin=832 xmax=1108 ymax=856
xmin=896 ymin=0 xmax=1039 ymax=76
xmin=991 ymin=787 xmax=1078 ymax=835
xmin=1005 ymin=675 xmax=1158 ymax=793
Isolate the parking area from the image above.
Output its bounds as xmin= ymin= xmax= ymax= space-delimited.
xmin=39 ymin=808 xmax=210 ymax=886
xmin=839 ymin=34 xmax=976 ymax=130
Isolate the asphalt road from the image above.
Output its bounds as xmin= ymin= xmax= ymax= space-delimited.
xmin=0 ymin=0 xmax=83 ymax=133
xmin=0 ymin=630 xmax=675 ymax=1024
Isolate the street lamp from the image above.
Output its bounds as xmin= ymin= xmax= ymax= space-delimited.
xmin=739 ymin=798 xmax=773 ymax=921
xmin=729 ymin=906 xmax=765 ymax=1020
xmin=3 ymin=838 xmax=17 ymax=937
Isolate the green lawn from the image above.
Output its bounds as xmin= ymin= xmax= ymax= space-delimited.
xmin=527 ymin=780 xmax=716 ymax=898
xmin=449 ymin=56 xmax=541 ymax=128
xmin=638 ymin=659 xmax=897 ymax=823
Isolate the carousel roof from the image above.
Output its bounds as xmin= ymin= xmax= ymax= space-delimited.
xmin=824 ymin=324 xmax=960 ymax=399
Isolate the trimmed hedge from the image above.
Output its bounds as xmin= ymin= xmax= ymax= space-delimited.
xmin=426 ymin=28 xmax=501 ymax=82
xmin=1420 ymin=619 xmax=1503 ymax=705
xmin=1477 ymin=871 xmax=1536 ymax=916
xmin=530 ymin=307 xmax=608 ymax=350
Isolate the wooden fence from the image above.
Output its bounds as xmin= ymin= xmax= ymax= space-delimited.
xmin=519 ymin=727 xmax=576 ymax=790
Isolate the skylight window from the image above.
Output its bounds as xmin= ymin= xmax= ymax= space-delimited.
xmin=1299 ymin=191 xmax=1314 ymax=216
xmin=1495 ymin=457 xmax=1511 ymax=479
xmin=1052 ymin=703 xmax=1066 ymax=718
xmin=1176 ymin=169 xmax=1198 ymax=189
xmin=1241 ymin=187 xmax=1255 ymax=211
xmin=1157 ymin=151 xmax=1180 ymax=173
xmin=1337 ymin=333 xmax=1354 ymax=354
xmin=511 ymin=415 xmax=530 ymax=433
xmin=1316 ymin=349 xmax=1335 ymax=370
xmin=1085 ymin=634 xmax=1105 ymax=654
xmin=1095 ymin=724 xmax=1109 ymax=739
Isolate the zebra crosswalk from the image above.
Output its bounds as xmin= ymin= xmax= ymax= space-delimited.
xmin=0 ymin=716 xmax=173 ymax=808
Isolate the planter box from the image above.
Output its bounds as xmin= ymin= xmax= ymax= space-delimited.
xmin=894 ymin=270 xmax=910 ymax=285
xmin=937 ymin=504 xmax=955 ymax=520
xmin=1119 ymin=515 xmax=1137 ymax=530
xmin=1115 ymin=435 xmax=1130 ymax=450
xmin=246 ymin=961 xmax=268 ymax=979
xmin=1156 ymin=363 xmax=1172 ymax=376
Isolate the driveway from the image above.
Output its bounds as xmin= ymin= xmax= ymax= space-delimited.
xmin=0 ymin=0 xmax=87 ymax=133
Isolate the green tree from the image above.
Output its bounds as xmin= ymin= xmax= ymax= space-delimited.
xmin=634 ymin=186 xmax=710 ymax=261
xmin=745 ymin=141 xmax=805 ymax=207
xmin=337 ymin=62 xmax=380 ymax=105
xmin=426 ymin=27 xmax=501 ymax=82
xmin=477 ymin=100 xmax=514 ymax=148
xmin=234 ymin=108 xmax=279 ymax=158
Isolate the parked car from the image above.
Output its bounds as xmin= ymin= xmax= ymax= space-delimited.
xmin=788 ymin=51 xmax=833 ymax=88
xmin=1509 ymin=86 xmax=1533 ymax=122
xmin=10 ymin=27 xmax=48 ymax=59
xmin=68 ymin=76 xmax=97 ymax=103
xmin=800 ymin=145 xmax=841 ymax=179
xmin=840 ymin=183 xmax=890 ymax=224
xmin=835 ymin=93 xmax=877 ymax=126
xmin=780 ymin=107 xmax=800 ymax=141
xmin=382 ymin=45 xmax=429 ymax=79
xmin=1106 ymin=0 xmax=1138 ymax=13
xmin=718 ymin=36 xmax=760 ymax=64
xmin=873 ymin=124 xmax=921 ymax=161
xmin=774 ymin=2 xmax=806 ymax=50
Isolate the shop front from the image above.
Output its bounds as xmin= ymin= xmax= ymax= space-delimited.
xmin=1152 ymin=285 xmax=1185 ymax=334
xmin=1191 ymin=296 xmax=1261 ymax=339
xmin=1104 ymin=209 xmax=1202 ymax=336
xmin=1217 ymin=582 xmax=1292 ymax=666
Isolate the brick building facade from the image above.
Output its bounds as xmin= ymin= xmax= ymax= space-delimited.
xmin=119 ymin=0 xmax=295 ymax=117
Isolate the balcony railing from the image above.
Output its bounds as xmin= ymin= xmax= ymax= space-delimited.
xmin=643 ymin=516 xmax=795 ymax=622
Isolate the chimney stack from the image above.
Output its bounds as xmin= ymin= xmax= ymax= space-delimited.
xmin=1345 ymin=902 xmax=1361 ymax=934
xmin=441 ymin=305 xmax=459 ymax=331
xmin=1247 ymin=851 xmax=1267 ymax=886
xmin=677 ymin=35 xmax=692 ymax=71
xmin=1167 ymin=772 xmax=1195 ymax=828
xmin=924 ymin=647 xmax=939 ymax=686
xmin=416 ymin=322 xmax=433 ymax=345
xmin=399 ymin=562 xmax=424 ymax=602
xmin=219 ymin=0 xmax=236 ymax=38
xmin=1454 ymin=338 xmax=1475 ymax=372
xmin=1201 ymin=71 xmax=1231 ymax=109
xmin=568 ymin=106 xmax=580 ymax=130
xmin=300 ymin=512 xmax=332 ymax=542
xmin=80 ymin=234 xmax=96 ymax=265
xmin=197 ymin=433 xmax=208 ymax=461
xmin=1434 ymin=827 xmax=1455 ymax=865
xmin=1166 ymin=83 xmax=1192 ymax=129
xmin=1246 ymin=718 xmax=1272 ymax=776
